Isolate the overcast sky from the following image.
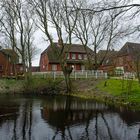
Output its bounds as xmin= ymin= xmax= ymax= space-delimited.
xmin=32 ymin=0 xmax=140 ymax=66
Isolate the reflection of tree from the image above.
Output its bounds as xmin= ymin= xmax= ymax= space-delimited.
xmin=29 ymin=104 xmax=32 ymax=140
xmin=101 ymin=112 xmax=113 ymax=140
xmin=41 ymin=97 xmax=110 ymax=140
xmin=1 ymin=96 xmax=140 ymax=140
xmin=12 ymin=101 xmax=32 ymax=140
xmin=21 ymin=102 xmax=33 ymax=140
xmin=22 ymin=103 xmax=27 ymax=140
xmin=67 ymin=126 xmax=73 ymax=140
xmin=138 ymin=128 xmax=140 ymax=140
xmin=12 ymin=114 xmax=17 ymax=140
xmin=95 ymin=111 xmax=98 ymax=140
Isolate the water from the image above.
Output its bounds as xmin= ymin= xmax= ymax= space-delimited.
xmin=0 ymin=95 xmax=139 ymax=140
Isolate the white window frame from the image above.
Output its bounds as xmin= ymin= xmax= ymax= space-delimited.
xmin=71 ymin=53 xmax=76 ymax=59
xmin=52 ymin=64 xmax=57 ymax=71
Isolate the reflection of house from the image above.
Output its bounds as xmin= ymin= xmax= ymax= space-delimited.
xmin=115 ymin=42 xmax=140 ymax=72
xmin=40 ymin=42 xmax=94 ymax=71
xmin=41 ymin=98 xmax=108 ymax=131
xmin=98 ymin=50 xmax=118 ymax=75
xmin=0 ymin=49 xmax=23 ymax=77
xmin=41 ymin=108 xmax=96 ymax=131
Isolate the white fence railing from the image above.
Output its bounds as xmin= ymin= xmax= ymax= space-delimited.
xmin=115 ymin=71 xmax=136 ymax=79
xmin=32 ymin=70 xmax=108 ymax=80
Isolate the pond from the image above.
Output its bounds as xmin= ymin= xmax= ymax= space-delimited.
xmin=0 ymin=95 xmax=139 ymax=140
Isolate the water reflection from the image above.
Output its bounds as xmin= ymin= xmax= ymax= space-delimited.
xmin=0 ymin=95 xmax=139 ymax=140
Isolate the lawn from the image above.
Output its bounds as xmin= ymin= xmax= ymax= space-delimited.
xmin=97 ymin=79 xmax=140 ymax=103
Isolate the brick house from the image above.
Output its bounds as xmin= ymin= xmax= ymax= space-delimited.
xmin=0 ymin=49 xmax=23 ymax=77
xmin=40 ymin=43 xmax=94 ymax=71
xmin=98 ymin=50 xmax=118 ymax=75
xmin=115 ymin=42 xmax=140 ymax=73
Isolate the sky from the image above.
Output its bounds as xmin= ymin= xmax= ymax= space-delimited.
xmin=32 ymin=0 xmax=140 ymax=66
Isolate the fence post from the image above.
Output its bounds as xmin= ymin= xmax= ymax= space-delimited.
xmin=105 ymin=73 xmax=108 ymax=79
xmin=86 ymin=72 xmax=88 ymax=79
xmin=75 ymin=72 xmax=77 ymax=80
xmin=53 ymin=72 xmax=56 ymax=80
xmin=95 ymin=71 xmax=98 ymax=79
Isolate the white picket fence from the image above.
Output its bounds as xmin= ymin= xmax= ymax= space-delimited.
xmin=32 ymin=70 xmax=108 ymax=80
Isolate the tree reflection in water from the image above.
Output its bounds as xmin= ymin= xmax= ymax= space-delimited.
xmin=0 ymin=95 xmax=139 ymax=140
xmin=41 ymin=96 xmax=140 ymax=140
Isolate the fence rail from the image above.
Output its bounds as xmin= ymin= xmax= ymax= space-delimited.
xmin=32 ymin=70 xmax=108 ymax=80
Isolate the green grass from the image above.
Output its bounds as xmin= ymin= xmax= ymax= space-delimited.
xmin=97 ymin=79 xmax=140 ymax=103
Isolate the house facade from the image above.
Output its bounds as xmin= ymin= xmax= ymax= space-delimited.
xmin=40 ymin=43 xmax=94 ymax=71
xmin=0 ymin=49 xmax=23 ymax=77
xmin=115 ymin=42 xmax=140 ymax=73
xmin=98 ymin=50 xmax=118 ymax=75
xmin=98 ymin=42 xmax=140 ymax=75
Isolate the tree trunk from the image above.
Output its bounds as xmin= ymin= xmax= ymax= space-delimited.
xmin=64 ymin=72 xmax=72 ymax=93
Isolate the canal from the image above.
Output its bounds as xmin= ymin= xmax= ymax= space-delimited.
xmin=0 ymin=95 xmax=139 ymax=140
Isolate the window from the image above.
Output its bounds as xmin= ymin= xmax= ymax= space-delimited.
xmin=52 ymin=64 xmax=57 ymax=71
xmin=83 ymin=54 xmax=87 ymax=60
xmin=71 ymin=53 xmax=76 ymax=59
xmin=78 ymin=54 xmax=82 ymax=59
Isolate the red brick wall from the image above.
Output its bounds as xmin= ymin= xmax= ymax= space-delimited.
xmin=76 ymin=64 xmax=81 ymax=70
xmin=115 ymin=55 xmax=134 ymax=72
xmin=40 ymin=53 xmax=49 ymax=71
xmin=40 ymin=52 xmax=86 ymax=72
xmin=0 ymin=52 xmax=12 ymax=76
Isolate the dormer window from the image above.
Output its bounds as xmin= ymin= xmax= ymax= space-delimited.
xmin=72 ymin=53 xmax=76 ymax=59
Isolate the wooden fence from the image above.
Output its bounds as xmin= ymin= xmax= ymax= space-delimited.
xmin=32 ymin=70 xmax=108 ymax=80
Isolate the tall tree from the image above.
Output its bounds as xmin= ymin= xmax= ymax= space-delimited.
xmin=29 ymin=0 xmax=76 ymax=92
xmin=0 ymin=0 xmax=37 ymax=76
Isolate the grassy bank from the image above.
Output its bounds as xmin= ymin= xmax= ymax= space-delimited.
xmin=0 ymin=79 xmax=24 ymax=94
xmin=71 ymin=78 xmax=140 ymax=110
xmin=0 ymin=77 xmax=63 ymax=94
xmin=0 ymin=78 xmax=140 ymax=110
xmin=97 ymin=79 xmax=140 ymax=103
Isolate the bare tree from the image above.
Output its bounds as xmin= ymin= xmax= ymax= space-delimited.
xmin=0 ymin=0 xmax=18 ymax=75
xmin=29 ymin=0 xmax=75 ymax=92
xmin=73 ymin=0 xmax=135 ymax=70
xmin=0 ymin=0 xmax=37 ymax=77
xmin=132 ymin=51 xmax=140 ymax=84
